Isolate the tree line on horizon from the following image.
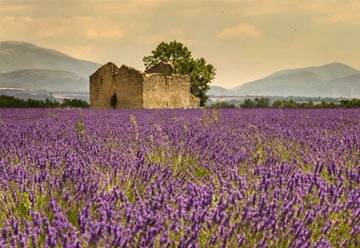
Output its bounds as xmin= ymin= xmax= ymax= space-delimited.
xmin=2 ymin=94 xmax=360 ymax=109
xmin=0 ymin=95 xmax=89 ymax=108
xmin=210 ymin=97 xmax=360 ymax=108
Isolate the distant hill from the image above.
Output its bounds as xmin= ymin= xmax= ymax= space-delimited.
xmin=266 ymin=62 xmax=359 ymax=81
xmin=0 ymin=69 xmax=88 ymax=92
xmin=0 ymin=41 xmax=101 ymax=78
xmin=210 ymin=63 xmax=360 ymax=98
xmin=207 ymin=85 xmax=234 ymax=96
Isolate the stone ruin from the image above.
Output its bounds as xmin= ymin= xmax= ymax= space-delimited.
xmin=89 ymin=62 xmax=200 ymax=109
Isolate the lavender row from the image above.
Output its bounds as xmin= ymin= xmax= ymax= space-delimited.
xmin=0 ymin=108 xmax=359 ymax=247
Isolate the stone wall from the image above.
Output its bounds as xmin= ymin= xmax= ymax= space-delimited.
xmin=113 ymin=66 xmax=144 ymax=109
xmin=142 ymin=74 xmax=197 ymax=108
xmin=89 ymin=62 xmax=200 ymax=109
xmin=90 ymin=62 xmax=119 ymax=109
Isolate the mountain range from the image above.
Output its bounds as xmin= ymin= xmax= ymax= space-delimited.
xmin=0 ymin=41 xmax=100 ymax=92
xmin=1 ymin=41 xmax=360 ymax=98
xmin=210 ymin=63 xmax=360 ymax=98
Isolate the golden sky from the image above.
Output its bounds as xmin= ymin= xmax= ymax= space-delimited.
xmin=1 ymin=0 xmax=360 ymax=87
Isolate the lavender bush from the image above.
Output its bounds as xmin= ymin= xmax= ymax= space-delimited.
xmin=0 ymin=108 xmax=359 ymax=247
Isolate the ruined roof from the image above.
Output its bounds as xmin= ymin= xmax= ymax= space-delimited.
xmin=90 ymin=62 xmax=148 ymax=79
xmin=91 ymin=61 xmax=176 ymax=79
xmin=118 ymin=64 xmax=146 ymax=75
xmin=145 ymin=62 xmax=174 ymax=76
xmin=90 ymin=62 xmax=118 ymax=77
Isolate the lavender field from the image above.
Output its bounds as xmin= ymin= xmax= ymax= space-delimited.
xmin=0 ymin=108 xmax=359 ymax=247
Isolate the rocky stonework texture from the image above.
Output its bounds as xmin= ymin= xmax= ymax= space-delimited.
xmin=90 ymin=62 xmax=200 ymax=109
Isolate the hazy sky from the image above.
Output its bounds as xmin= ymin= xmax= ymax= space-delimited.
xmin=1 ymin=0 xmax=360 ymax=88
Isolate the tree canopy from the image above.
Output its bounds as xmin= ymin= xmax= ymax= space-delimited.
xmin=143 ymin=41 xmax=216 ymax=107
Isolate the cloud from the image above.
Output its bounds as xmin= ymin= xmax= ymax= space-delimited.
xmin=87 ymin=0 xmax=172 ymax=16
xmin=0 ymin=2 xmax=34 ymax=13
xmin=319 ymin=14 xmax=344 ymax=24
xmin=85 ymin=30 xmax=125 ymax=40
xmin=216 ymin=23 xmax=262 ymax=40
xmin=238 ymin=1 xmax=294 ymax=16
xmin=130 ymin=0 xmax=169 ymax=5
xmin=231 ymin=0 xmax=360 ymax=26
xmin=136 ymin=29 xmax=197 ymax=46
xmin=296 ymin=0 xmax=360 ymax=24
xmin=137 ymin=33 xmax=169 ymax=45
xmin=0 ymin=16 xmax=126 ymax=41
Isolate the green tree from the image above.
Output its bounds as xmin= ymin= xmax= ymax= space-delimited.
xmin=143 ymin=41 xmax=192 ymax=67
xmin=272 ymin=100 xmax=283 ymax=108
xmin=61 ymin=98 xmax=89 ymax=108
xmin=143 ymin=41 xmax=216 ymax=107
xmin=241 ymin=99 xmax=254 ymax=108
xmin=253 ymin=97 xmax=270 ymax=108
xmin=210 ymin=101 xmax=236 ymax=108
xmin=282 ymin=99 xmax=298 ymax=108
xmin=0 ymin=95 xmax=23 ymax=107
xmin=304 ymin=100 xmax=314 ymax=108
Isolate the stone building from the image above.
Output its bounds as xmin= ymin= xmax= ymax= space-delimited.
xmin=89 ymin=62 xmax=200 ymax=109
